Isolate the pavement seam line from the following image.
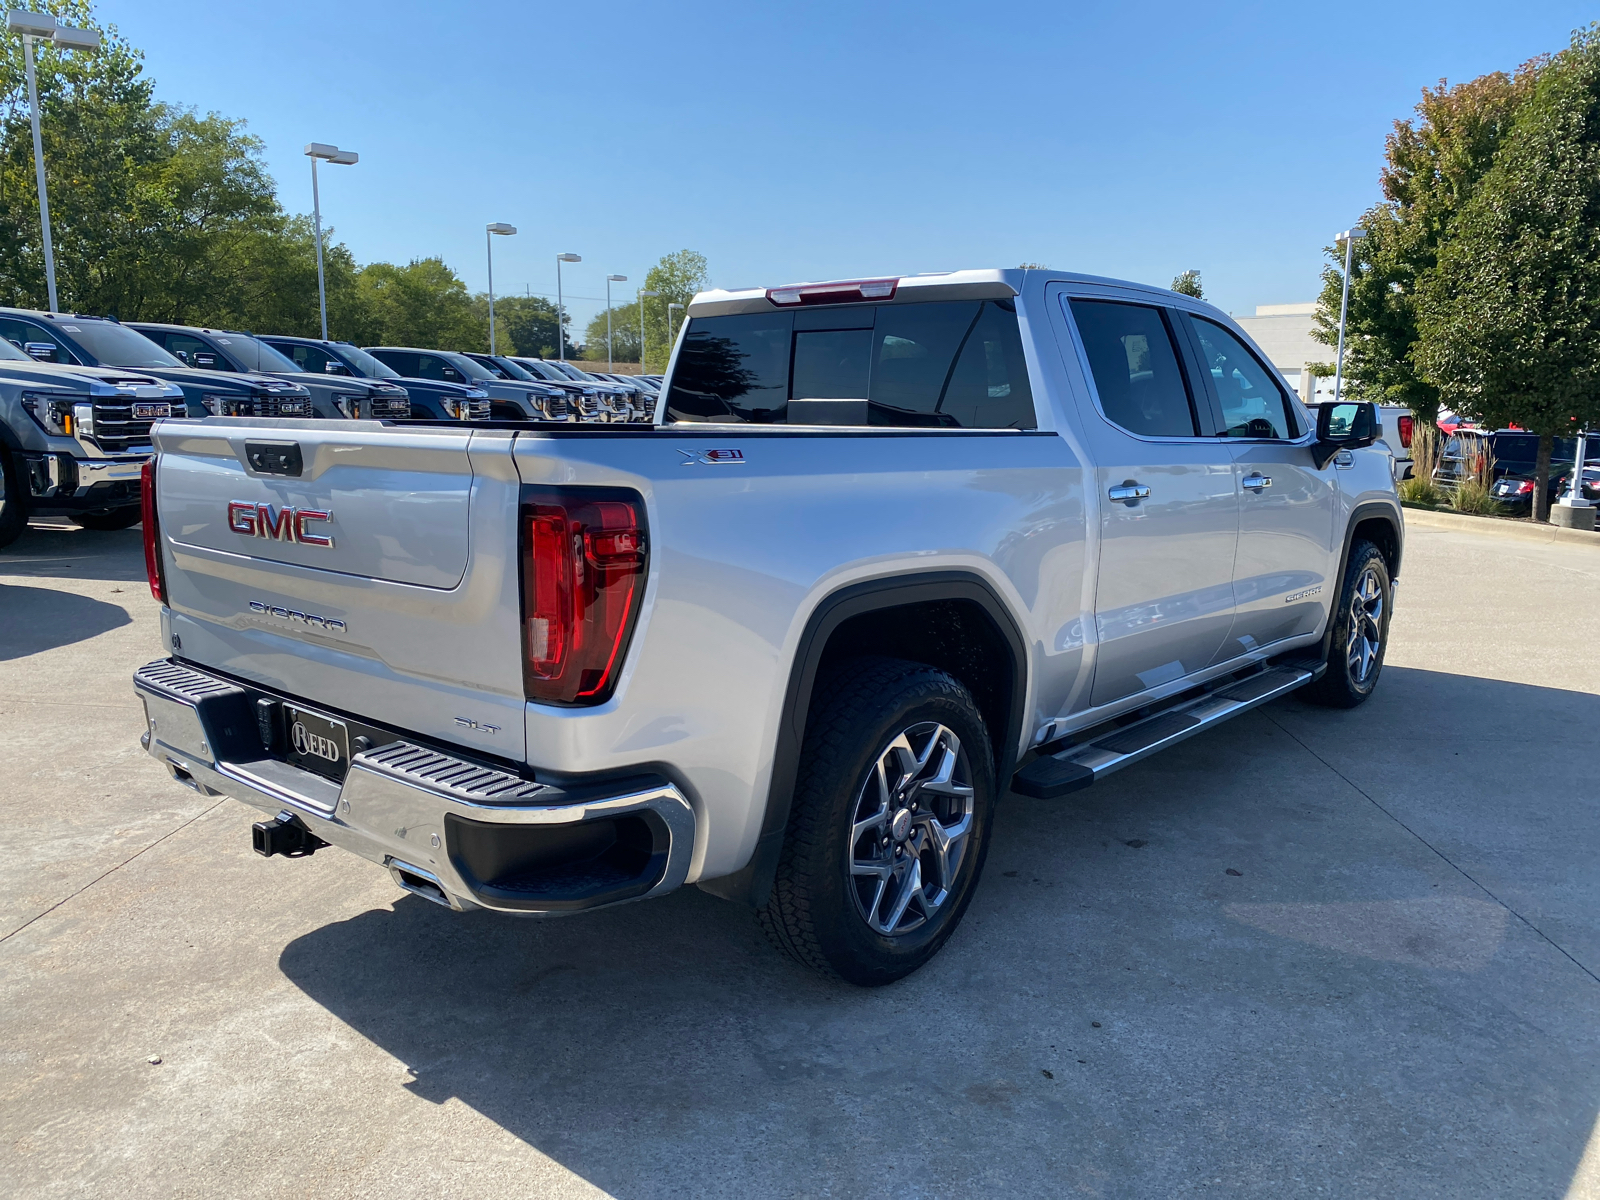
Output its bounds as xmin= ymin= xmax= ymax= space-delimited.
xmin=0 ymin=797 xmax=228 ymax=946
xmin=1268 ymin=712 xmax=1600 ymax=988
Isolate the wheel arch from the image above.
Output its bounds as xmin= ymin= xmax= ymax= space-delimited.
xmin=1317 ymin=500 xmax=1403 ymax=661
xmin=699 ymin=570 xmax=1029 ymax=909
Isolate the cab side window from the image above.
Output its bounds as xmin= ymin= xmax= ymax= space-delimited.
xmin=1068 ymin=300 xmax=1198 ymax=438
xmin=0 ymin=318 xmax=77 ymax=364
xmin=413 ymin=354 xmax=464 ymax=383
xmin=164 ymin=333 xmax=233 ymax=371
xmin=279 ymin=343 xmax=338 ymax=373
xmin=1189 ymin=318 xmax=1297 ymax=439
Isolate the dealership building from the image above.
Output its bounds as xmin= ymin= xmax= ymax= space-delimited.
xmin=1232 ymin=302 xmax=1338 ymax=404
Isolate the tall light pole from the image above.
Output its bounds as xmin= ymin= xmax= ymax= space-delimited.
xmin=604 ymin=275 xmax=627 ymax=371
xmin=305 ymin=143 xmax=358 ymax=341
xmin=1332 ymin=227 xmax=1367 ymax=405
xmin=8 ymin=10 xmax=101 ymax=313
xmin=667 ymin=303 xmax=683 ymax=348
xmin=556 ymin=253 xmax=581 ymax=360
xmin=638 ymin=289 xmax=659 ymax=373
xmin=485 ymin=223 xmax=516 ymax=354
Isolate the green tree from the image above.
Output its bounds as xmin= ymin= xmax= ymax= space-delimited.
xmin=1415 ymin=27 xmax=1600 ymax=521
xmin=582 ymin=304 xmax=642 ymax=365
xmin=1170 ymin=270 xmax=1203 ymax=298
xmin=352 ymin=257 xmax=485 ymax=350
xmin=640 ymin=249 xmax=708 ymax=370
xmin=1310 ymin=60 xmax=1545 ymax=419
xmin=469 ymin=293 xmax=569 ymax=359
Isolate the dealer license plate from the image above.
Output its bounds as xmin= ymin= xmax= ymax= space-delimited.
xmin=131 ymin=402 xmax=172 ymax=420
xmin=283 ymin=704 xmax=350 ymax=783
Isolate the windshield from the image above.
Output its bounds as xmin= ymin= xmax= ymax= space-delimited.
xmin=339 ymin=345 xmax=400 ymax=378
xmin=519 ymin=359 xmax=567 ymax=381
xmin=0 ymin=337 xmax=30 ymax=361
xmin=491 ymin=356 xmax=538 ymax=382
xmin=553 ymin=362 xmax=598 ymax=381
xmin=68 ymin=321 xmax=183 ymax=368
xmin=444 ymin=353 xmax=498 ymax=381
xmin=222 ymin=335 xmax=301 ymax=373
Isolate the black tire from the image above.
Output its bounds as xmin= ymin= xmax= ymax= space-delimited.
xmin=70 ymin=507 xmax=143 ymax=532
xmin=1303 ymin=540 xmax=1391 ymax=709
xmin=758 ymin=656 xmax=997 ymax=986
xmin=0 ymin=446 xmax=28 ymax=550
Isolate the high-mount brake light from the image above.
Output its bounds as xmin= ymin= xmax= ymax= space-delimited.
xmin=766 ymin=278 xmax=900 ymax=307
xmin=521 ymin=490 xmax=647 ymax=705
xmin=141 ymin=459 xmax=167 ymax=603
xmin=1398 ymin=414 xmax=1414 ymax=449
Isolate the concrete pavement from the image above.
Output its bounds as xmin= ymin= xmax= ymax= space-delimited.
xmin=1 ymin=517 xmax=1597 ymax=1198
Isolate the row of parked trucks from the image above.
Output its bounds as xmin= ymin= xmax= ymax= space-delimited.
xmin=0 ymin=306 xmax=660 ymax=547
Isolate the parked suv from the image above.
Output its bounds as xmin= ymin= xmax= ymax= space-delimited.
xmin=0 ymin=309 xmax=311 ymax=420
xmin=0 ymin=336 xmax=183 ymax=547
xmin=134 ymin=268 xmax=1401 ymax=985
xmin=258 ymin=336 xmax=489 ymax=422
xmin=128 ymin=324 xmax=412 ymax=421
xmin=364 ymin=347 xmax=565 ymax=421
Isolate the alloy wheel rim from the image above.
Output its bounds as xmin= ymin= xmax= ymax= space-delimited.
xmin=1346 ymin=566 xmax=1385 ymax=685
xmin=847 ymin=721 xmax=975 ymax=937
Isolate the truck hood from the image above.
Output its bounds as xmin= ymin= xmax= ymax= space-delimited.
xmin=129 ymin=366 xmax=310 ymax=394
xmin=0 ymin=360 xmax=183 ymax=397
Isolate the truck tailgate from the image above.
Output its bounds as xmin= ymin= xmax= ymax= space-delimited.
xmin=152 ymin=419 xmax=526 ymax=761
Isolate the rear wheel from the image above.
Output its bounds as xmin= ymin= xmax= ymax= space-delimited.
xmin=1304 ymin=540 xmax=1390 ymax=709
xmin=759 ymin=657 xmax=996 ymax=985
xmin=70 ymin=507 xmax=143 ymax=532
xmin=0 ymin=447 xmax=28 ymax=549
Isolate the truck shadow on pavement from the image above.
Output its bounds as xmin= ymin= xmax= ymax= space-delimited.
xmin=1 ymin=521 xmax=149 ymax=583
xmin=0 ymin=583 xmax=131 ymax=659
xmin=275 ymin=666 xmax=1600 ymax=1198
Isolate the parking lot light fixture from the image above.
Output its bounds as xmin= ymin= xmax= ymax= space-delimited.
xmin=1332 ymin=227 xmax=1367 ymax=405
xmin=305 ymin=143 xmax=359 ymax=341
xmin=485 ymin=223 xmax=517 ymax=354
xmin=605 ymin=275 xmax=627 ymax=371
xmin=637 ymin=289 xmax=659 ymax=373
xmin=1559 ymin=429 xmax=1592 ymax=509
xmin=9 ymin=10 xmax=101 ymax=313
xmin=556 ymin=254 xmax=581 ymax=360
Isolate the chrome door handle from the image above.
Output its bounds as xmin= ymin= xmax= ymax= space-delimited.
xmin=1108 ymin=482 xmax=1150 ymax=504
xmin=1242 ymin=473 xmax=1272 ymax=492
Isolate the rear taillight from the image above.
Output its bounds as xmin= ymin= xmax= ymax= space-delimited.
xmin=1398 ymin=415 xmax=1413 ymax=449
xmin=141 ymin=458 xmax=166 ymax=603
xmin=521 ymin=490 xmax=647 ymax=705
xmin=767 ymin=278 xmax=899 ymax=306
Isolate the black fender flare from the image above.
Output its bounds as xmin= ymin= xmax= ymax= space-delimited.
xmin=1317 ymin=500 xmax=1404 ymax=661
xmin=699 ymin=570 xmax=1029 ymax=909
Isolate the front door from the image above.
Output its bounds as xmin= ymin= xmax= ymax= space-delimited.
xmin=1182 ymin=314 xmax=1337 ymax=654
xmin=1062 ymin=295 xmax=1240 ymax=709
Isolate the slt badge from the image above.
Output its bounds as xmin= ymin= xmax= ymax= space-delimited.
xmin=678 ymin=448 xmax=745 ymax=466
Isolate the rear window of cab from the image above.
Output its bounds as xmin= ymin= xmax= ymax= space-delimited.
xmin=664 ymin=299 xmax=1035 ymax=429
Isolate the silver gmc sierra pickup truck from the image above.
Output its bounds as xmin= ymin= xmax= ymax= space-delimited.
xmin=132 ymin=268 xmax=1401 ymax=985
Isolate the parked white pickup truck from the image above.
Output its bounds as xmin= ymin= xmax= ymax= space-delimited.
xmin=133 ymin=269 xmax=1401 ymax=984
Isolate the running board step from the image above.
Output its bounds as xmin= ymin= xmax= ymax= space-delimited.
xmin=1011 ymin=665 xmax=1315 ymax=799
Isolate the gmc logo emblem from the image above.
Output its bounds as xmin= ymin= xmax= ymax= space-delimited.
xmin=227 ymin=500 xmax=334 ymax=547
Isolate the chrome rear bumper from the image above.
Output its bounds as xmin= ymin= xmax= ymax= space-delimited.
xmin=133 ymin=659 xmax=695 ymax=914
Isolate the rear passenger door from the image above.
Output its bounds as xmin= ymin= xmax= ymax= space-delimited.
xmin=1061 ymin=294 xmax=1240 ymax=708
xmin=1181 ymin=314 xmax=1337 ymax=656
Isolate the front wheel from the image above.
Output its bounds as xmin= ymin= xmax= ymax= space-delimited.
xmin=759 ymin=657 xmax=996 ymax=986
xmin=71 ymin=507 xmax=143 ymax=532
xmin=1303 ymin=540 xmax=1391 ymax=708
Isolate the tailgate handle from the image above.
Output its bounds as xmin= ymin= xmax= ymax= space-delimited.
xmin=246 ymin=441 xmax=303 ymax=477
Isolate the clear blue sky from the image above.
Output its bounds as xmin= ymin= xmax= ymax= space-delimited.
xmin=101 ymin=0 xmax=1590 ymax=336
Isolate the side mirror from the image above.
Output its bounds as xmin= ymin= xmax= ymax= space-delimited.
xmin=173 ymin=349 xmax=190 ymax=365
xmin=24 ymin=341 xmax=56 ymax=362
xmin=1312 ymin=401 xmax=1378 ymax=468
xmin=323 ymin=361 xmax=348 ymax=375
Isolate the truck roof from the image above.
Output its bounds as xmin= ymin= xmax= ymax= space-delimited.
xmin=687 ymin=268 xmax=1184 ymax=318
